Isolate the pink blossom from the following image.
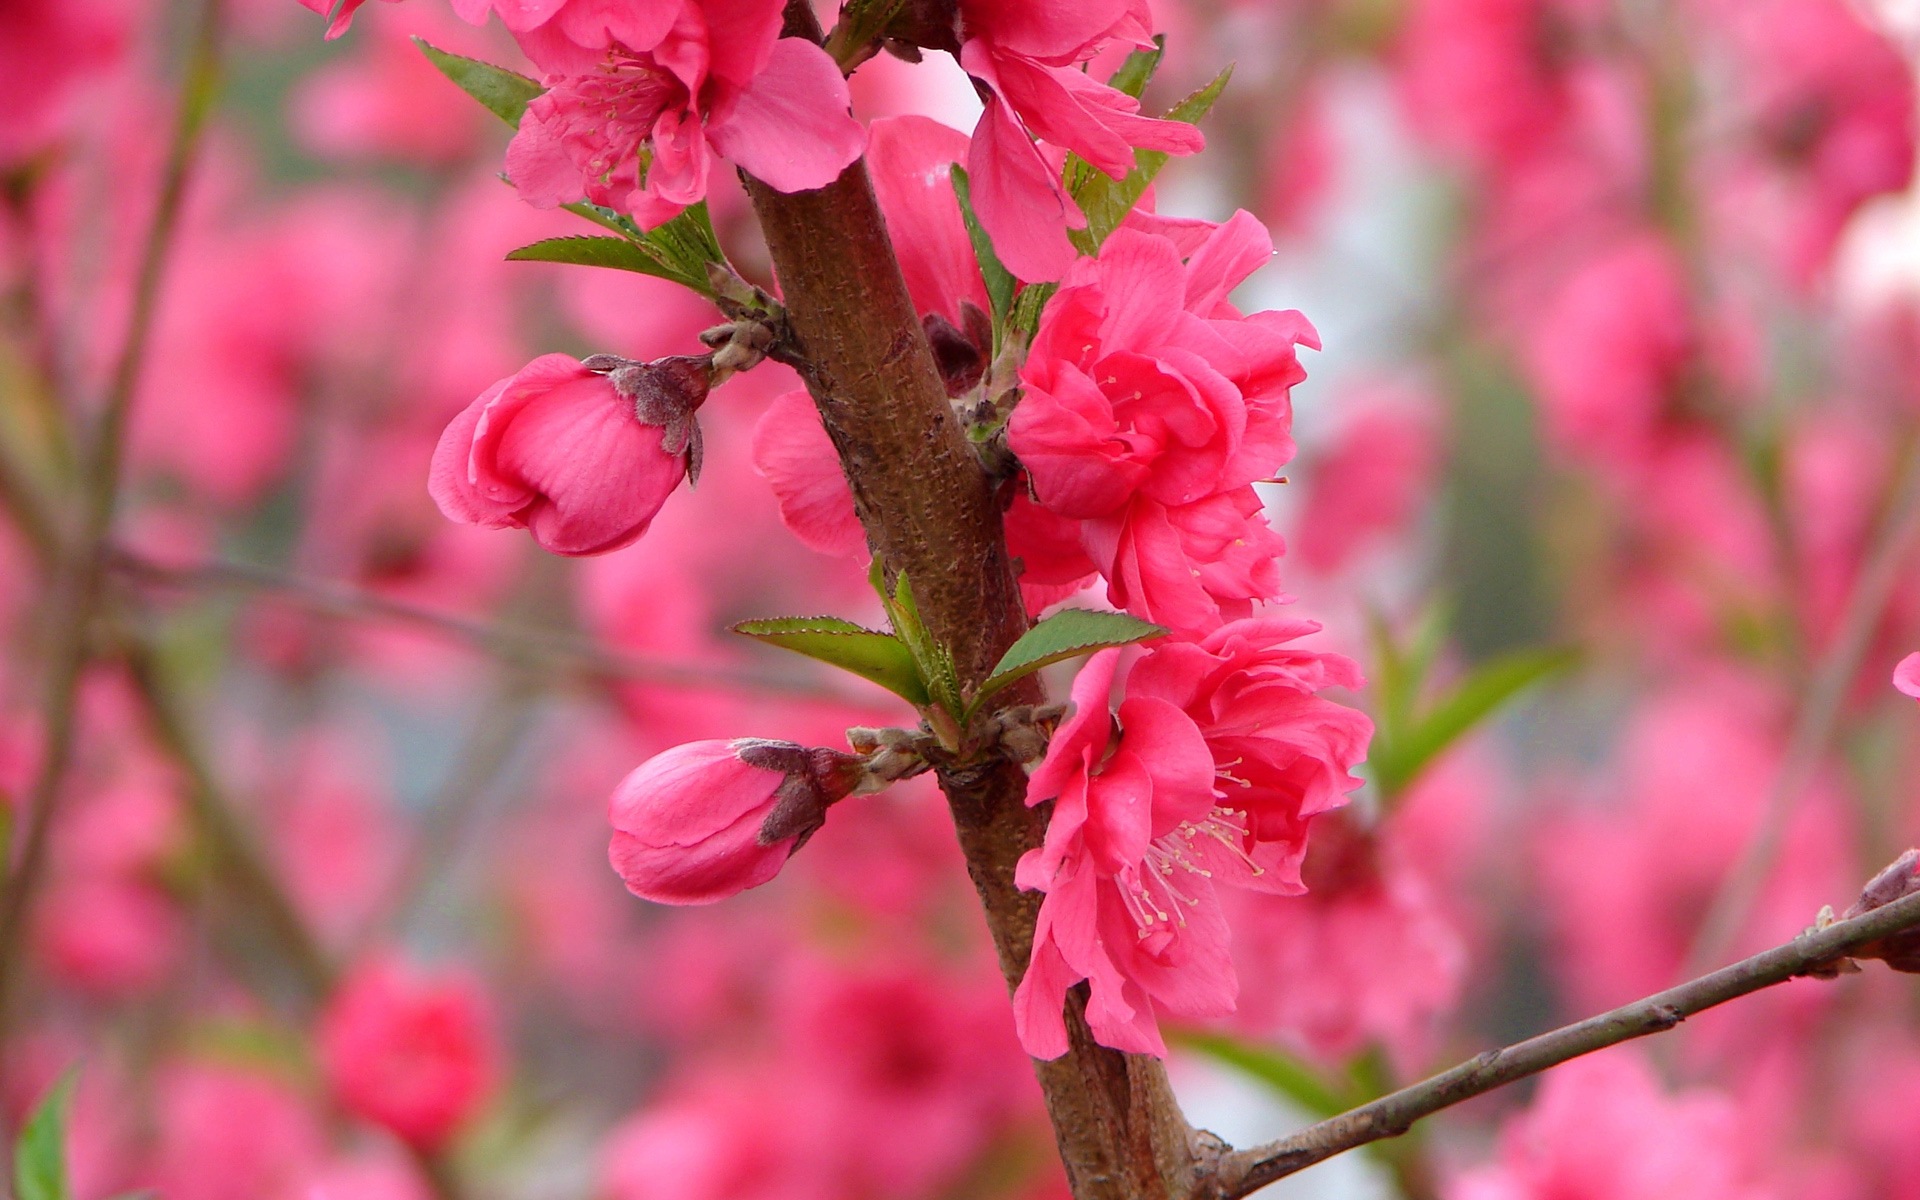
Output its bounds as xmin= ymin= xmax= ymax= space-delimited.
xmin=1293 ymin=388 xmax=1441 ymax=574
xmin=295 ymin=0 xmax=399 ymax=40
xmin=1897 ymin=653 xmax=1920 ymax=700
xmin=868 ymin=115 xmax=991 ymax=331
xmin=1447 ymin=1051 xmax=1772 ymax=1200
xmin=502 ymin=0 xmax=864 ymax=227
xmin=148 ymin=1062 xmax=326 ymax=1200
xmin=428 ymin=353 xmax=705 ymax=556
xmin=1522 ymin=232 xmax=1694 ymax=471
xmin=608 ymin=739 xmax=858 ymax=906
xmin=1224 ymin=812 xmax=1466 ymax=1070
xmin=318 ymin=955 xmax=502 ymax=1150
xmin=955 ymin=0 xmax=1205 ymax=280
xmin=1007 ymin=214 xmax=1317 ymax=632
xmin=1013 ymin=626 xmax=1370 ymax=1059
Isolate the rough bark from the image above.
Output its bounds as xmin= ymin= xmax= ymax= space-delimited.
xmin=740 ymin=7 xmax=1212 ymax=1197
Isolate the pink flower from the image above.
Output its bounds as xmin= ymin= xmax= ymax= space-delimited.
xmin=318 ymin=955 xmax=501 ymax=1151
xmin=1447 ymin=1051 xmax=1772 ymax=1200
xmin=1012 ymin=624 xmax=1371 ymax=1059
xmin=502 ymin=0 xmax=865 ymax=227
xmin=955 ymin=0 xmax=1205 ymax=279
xmin=428 ymin=353 xmax=706 ymax=556
xmin=1293 ymin=386 xmax=1441 ymax=574
xmin=1007 ymin=213 xmax=1317 ymax=632
xmin=1897 ymin=653 xmax=1920 ymax=700
xmin=295 ymin=0 xmax=398 ymax=40
xmin=608 ymin=739 xmax=860 ymax=906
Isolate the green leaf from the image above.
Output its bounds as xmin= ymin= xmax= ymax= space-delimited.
xmin=413 ymin=39 xmax=543 ymax=128
xmin=1371 ymin=645 xmax=1579 ymax=799
xmin=1107 ymin=35 xmax=1166 ymax=100
xmin=14 ymin=1071 xmax=76 ymax=1200
xmin=1173 ymin=1031 xmax=1352 ymax=1119
xmin=1068 ymin=64 xmax=1234 ymax=254
xmin=949 ymin=166 xmax=1016 ymax=337
xmin=732 ymin=617 xmax=928 ymax=706
xmin=505 ymin=235 xmax=688 ymax=278
xmin=972 ymin=610 xmax=1167 ymax=711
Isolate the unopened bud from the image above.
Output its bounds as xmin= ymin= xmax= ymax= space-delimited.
xmin=607 ymin=738 xmax=859 ymax=906
xmin=1839 ymin=848 xmax=1920 ymax=973
xmin=584 ymin=353 xmax=712 ymax=484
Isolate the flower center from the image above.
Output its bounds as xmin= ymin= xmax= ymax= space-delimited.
xmin=1117 ymin=809 xmax=1263 ymax=939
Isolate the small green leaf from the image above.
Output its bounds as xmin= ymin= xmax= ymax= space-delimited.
xmin=732 ymin=617 xmax=928 ymax=705
xmin=1069 ymin=64 xmax=1234 ymax=254
xmin=506 ymin=235 xmax=685 ymax=276
xmin=14 ymin=1071 xmax=76 ymax=1200
xmin=1173 ymin=1031 xmax=1352 ymax=1118
xmin=1371 ymin=645 xmax=1579 ymax=799
xmin=949 ymin=166 xmax=1016 ymax=336
xmin=413 ymin=39 xmax=543 ymax=128
xmin=973 ymin=610 xmax=1167 ymax=710
xmin=1107 ymin=35 xmax=1166 ymax=100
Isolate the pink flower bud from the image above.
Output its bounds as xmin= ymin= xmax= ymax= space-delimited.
xmin=428 ymin=353 xmax=708 ymax=557
xmin=608 ymin=739 xmax=859 ymax=906
xmin=318 ymin=955 xmax=501 ymax=1151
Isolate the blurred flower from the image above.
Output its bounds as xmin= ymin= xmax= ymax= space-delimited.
xmin=1447 ymin=1050 xmax=1772 ymax=1200
xmin=319 ymin=955 xmax=502 ymax=1151
xmin=1896 ymin=653 xmax=1920 ymax=700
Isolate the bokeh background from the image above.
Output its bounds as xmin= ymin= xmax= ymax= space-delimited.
xmin=4 ymin=0 xmax=1920 ymax=1197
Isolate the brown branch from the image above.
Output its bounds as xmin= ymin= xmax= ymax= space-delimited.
xmin=0 ymin=0 xmax=226 ymax=1035
xmin=1214 ymin=888 xmax=1920 ymax=1199
xmin=739 ymin=6 xmax=1217 ymax=1198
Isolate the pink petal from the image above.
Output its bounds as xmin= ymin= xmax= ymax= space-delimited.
xmin=966 ymin=96 xmax=1080 ymax=282
xmin=751 ymin=391 xmax=866 ymax=558
xmin=1896 ymin=652 xmax=1920 ymax=699
xmin=868 ymin=115 xmax=991 ymax=326
xmin=706 ymin=39 xmax=865 ymax=194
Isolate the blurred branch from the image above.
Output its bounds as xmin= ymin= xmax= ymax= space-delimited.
xmin=118 ymin=633 xmax=336 ymax=998
xmin=1684 ymin=443 xmax=1920 ymax=974
xmin=107 ymin=548 xmax=872 ymax=703
xmin=0 ymin=0 xmax=226 ymax=1035
xmin=1214 ymin=886 xmax=1920 ymax=1198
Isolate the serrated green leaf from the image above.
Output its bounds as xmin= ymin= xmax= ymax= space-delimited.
xmin=949 ymin=166 xmax=1016 ymax=337
xmin=732 ymin=617 xmax=928 ymax=705
xmin=1371 ymin=645 xmax=1579 ymax=799
xmin=506 ymin=235 xmax=683 ymax=277
xmin=1108 ymin=36 xmax=1166 ymax=100
xmin=1173 ymin=1031 xmax=1353 ymax=1118
xmin=1068 ymin=63 xmax=1234 ymax=254
xmin=14 ymin=1071 xmax=76 ymax=1200
xmin=414 ymin=39 xmax=543 ymax=128
xmin=972 ymin=610 xmax=1167 ymax=711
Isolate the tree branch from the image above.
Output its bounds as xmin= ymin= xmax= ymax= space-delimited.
xmin=107 ymin=548 xmax=864 ymax=702
xmin=738 ymin=6 xmax=1215 ymax=1197
xmin=0 ymin=0 xmax=225 ymax=1036
xmin=1214 ymin=888 xmax=1920 ymax=1198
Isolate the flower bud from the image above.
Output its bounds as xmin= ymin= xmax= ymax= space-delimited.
xmin=607 ymin=739 xmax=861 ymax=906
xmin=1841 ymin=848 xmax=1920 ymax=972
xmin=429 ymin=353 xmax=708 ymax=556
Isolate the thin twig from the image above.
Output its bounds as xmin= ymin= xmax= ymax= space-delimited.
xmin=0 ymin=0 xmax=226 ymax=1032
xmin=108 ymin=549 xmax=873 ymax=703
xmin=1683 ymin=444 xmax=1920 ymax=974
xmin=118 ymin=634 xmax=335 ymax=998
xmin=1214 ymin=888 xmax=1920 ymax=1198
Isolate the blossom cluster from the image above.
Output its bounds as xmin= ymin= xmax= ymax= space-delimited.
xmin=5 ymin=0 xmax=1920 ymax=1195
